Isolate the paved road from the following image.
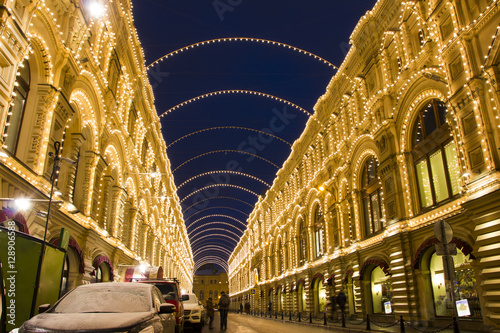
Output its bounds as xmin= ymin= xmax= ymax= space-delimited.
xmin=185 ymin=313 xmax=336 ymax=333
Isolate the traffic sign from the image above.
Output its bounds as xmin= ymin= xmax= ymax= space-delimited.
xmin=434 ymin=220 xmax=453 ymax=244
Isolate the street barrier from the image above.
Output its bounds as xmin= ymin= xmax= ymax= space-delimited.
xmin=247 ymin=309 xmax=461 ymax=333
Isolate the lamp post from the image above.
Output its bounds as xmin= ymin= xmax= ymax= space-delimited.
xmin=30 ymin=141 xmax=69 ymax=316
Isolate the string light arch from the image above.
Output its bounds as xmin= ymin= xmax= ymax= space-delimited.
xmin=147 ymin=37 xmax=339 ymax=70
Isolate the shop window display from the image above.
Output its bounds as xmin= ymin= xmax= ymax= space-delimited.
xmin=430 ymin=248 xmax=480 ymax=317
xmin=371 ymin=267 xmax=393 ymax=314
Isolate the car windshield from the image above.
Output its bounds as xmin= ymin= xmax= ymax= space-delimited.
xmin=183 ymin=295 xmax=197 ymax=304
xmin=155 ymin=284 xmax=177 ymax=300
xmin=52 ymin=286 xmax=152 ymax=313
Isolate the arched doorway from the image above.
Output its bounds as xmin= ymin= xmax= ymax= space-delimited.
xmin=312 ymin=278 xmax=327 ymax=315
xmin=93 ymin=256 xmax=113 ymax=283
xmin=277 ymin=287 xmax=283 ymax=311
xmin=297 ymin=281 xmax=306 ymax=313
xmin=344 ymin=270 xmax=357 ymax=316
xmin=429 ymin=248 xmax=480 ymax=317
xmin=370 ymin=267 xmax=393 ymax=314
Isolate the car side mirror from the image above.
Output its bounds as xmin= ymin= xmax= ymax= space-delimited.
xmin=38 ymin=304 xmax=51 ymax=313
xmin=159 ymin=303 xmax=176 ymax=314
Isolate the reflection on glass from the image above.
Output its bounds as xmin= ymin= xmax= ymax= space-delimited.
xmin=371 ymin=267 xmax=392 ymax=314
xmin=444 ymin=142 xmax=461 ymax=195
xmin=416 ymin=160 xmax=432 ymax=207
xmin=430 ymin=150 xmax=449 ymax=202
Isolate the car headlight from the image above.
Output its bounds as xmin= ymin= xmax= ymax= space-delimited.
xmin=191 ymin=309 xmax=200 ymax=314
xmin=138 ymin=326 xmax=155 ymax=333
xmin=10 ymin=329 xmax=19 ymax=333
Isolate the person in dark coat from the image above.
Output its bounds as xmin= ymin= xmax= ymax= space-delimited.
xmin=336 ymin=290 xmax=347 ymax=313
xmin=244 ymin=301 xmax=250 ymax=314
xmin=218 ymin=291 xmax=230 ymax=329
xmin=206 ymin=297 xmax=215 ymax=329
xmin=239 ymin=303 xmax=243 ymax=314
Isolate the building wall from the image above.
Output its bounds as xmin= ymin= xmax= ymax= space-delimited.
xmin=228 ymin=0 xmax=500 ymax=330
xmin=192 ymin=272 xmax=229 ymax=304
xmin=0 ymin=0 xmax=193 ymax=292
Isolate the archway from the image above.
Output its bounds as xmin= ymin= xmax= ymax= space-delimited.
xmin=312 ymin=277 xmax=327 ymax=315
xmin=297 ymin=281 xmax=306 ymax=313
xmin=428 ymin=248 xmax=480 ymax=317
xmin=370 ymin=267 xmax=393 ymax=314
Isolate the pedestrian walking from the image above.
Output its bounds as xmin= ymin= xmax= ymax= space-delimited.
xmin=218 ymin=291 xmax=230 ymax=329
xmin=239 ymin=302 xmax=243 ymax=314
xmin=244 ymin=301 xmax=250 ymax=314
xmin=206 ymin=297 xmax=215 ymax=329
xmin=337 ymin=290 xmax=347 ymax=314
xmin=268 ymin=300 xmax=272 ymax=314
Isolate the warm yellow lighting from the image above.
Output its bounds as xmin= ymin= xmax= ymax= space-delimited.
xmin=14 ymin=198 xmax=32 ymax=211
xmin=88 ymin=1 xmax=106 ymax=19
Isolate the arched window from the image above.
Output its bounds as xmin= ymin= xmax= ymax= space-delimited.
xmin=412 ymin=100 xmax=461 ymax=209
xmin=4 ymin=59 xmax=30 ymax=154
xmin=269 ymin=244 xmax=275 ymax=277
xmin=361 ymin=156 xmax=383 ymax=237
xmin=299 ymin=220 xmax=307 ymax=265
xmin=278 ymin=239 xmax=284 ymax=274
xmin=313 ymin=206 xmax=324 ymax=258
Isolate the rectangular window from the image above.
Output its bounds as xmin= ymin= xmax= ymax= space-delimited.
xmin=371 ymin=192 xmax=381 ymax=232
xmin=416 ymin=160 xmax=433 ymax=207
xmin=430 ymin=150 xmax=449 ymax=202
xmin=315 ymin=228 xmax=324 ymax=257
xmin=444 ymin=141 xmax=461 ymax=195
xmin=363 ymin=198 xmax=372 ymax=235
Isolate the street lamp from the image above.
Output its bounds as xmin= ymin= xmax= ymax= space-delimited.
xmin=30 ymin=141 xmax=75 ymax=316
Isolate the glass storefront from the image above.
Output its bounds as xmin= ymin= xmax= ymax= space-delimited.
xmin=430 ymin=248 xmax=481 ymax=317
xmin=371 ymin=267 xmax=393 ymax=314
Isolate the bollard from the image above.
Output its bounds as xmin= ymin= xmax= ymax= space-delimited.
xmin=324 ymin=312 xmax=327 ymax=325
xmin=400 ymin=315 xmax=406 ymax=333
xmin=341 ymin=312 xmax=346 ymax=328
xmin=309 ymin=312 xmax=312 ymax=323
xmin=366 ymin=314 xmax=371 ymax=331
xmin=453 ymin=317 xmax=460 ymax=333
xmin=298 ymin=312 xmax=301 ymax=322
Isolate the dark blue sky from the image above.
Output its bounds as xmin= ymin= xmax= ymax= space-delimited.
xmin=131 ymin=0 xmax=377 ymax=272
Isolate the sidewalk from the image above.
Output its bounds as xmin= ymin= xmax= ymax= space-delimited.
xmin=239 ymin=312 xmax=478 ymax=333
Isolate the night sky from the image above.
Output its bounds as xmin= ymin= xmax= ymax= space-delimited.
xmin=131 ymin=0 xmax=377 ymax=272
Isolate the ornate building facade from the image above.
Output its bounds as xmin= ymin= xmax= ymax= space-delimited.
xmin=192 ymin=269 xmax=229 ymax=304
xmin=228 ymin=0 xmax=500 ymax=330
xmin=0 ymin=0 xmax=193 ymax=292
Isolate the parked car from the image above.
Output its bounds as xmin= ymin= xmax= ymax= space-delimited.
xmin=181 ymin=293 xmax=206 ymax=331
xmin=14 ymin=282 xmax=176 ymax=333
xmin=139 ymin=279 xmax=184 ymax=333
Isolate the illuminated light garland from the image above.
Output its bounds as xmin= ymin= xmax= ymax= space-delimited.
xmin=193 ymin=245 xmax=233 ymax=258
xmin=188 ymin=221 xmax=245 ymax=238
xmin=173 ymin=150 xmax=279 ymax=173
xmin=194 ymin=258 xmax=229 ymax=272
xmin=185 ymin=206 xmax=249 ymax=221
xmin=166 ymin=126 xmax=292 ymax=149
xmin=186 ymin=214 xmax=247 ymax=230
xmin=180 ymin=184 xmax=258 ymax=204
xmin=191 ymin=233 xmax=239 ymax=248
xmin=147 ymin=37 xmax=338 ymax=70
xmin=177 ymin=170 xmax=271 ymax=189
xmin=182 ymin=196 xmax=254 ymax=213
xmin=159 ymin=89 xmax=313 ymax=118
xmin=190 ymin=228 xmax=242 ymax=244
